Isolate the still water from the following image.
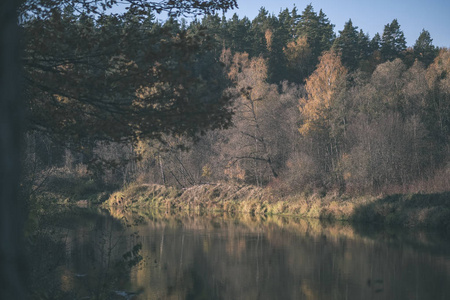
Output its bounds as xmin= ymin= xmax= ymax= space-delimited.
xmin=29 ymin=207 xmax=450 ymax=299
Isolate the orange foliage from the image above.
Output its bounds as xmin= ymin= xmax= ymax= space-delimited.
xmin=299 ymin=51 xmax=347 ymax=136
xmin=265 ymin=29 xmax=273 ymax=52
xmin=426 ymin=48 xmax=450 ymax=91
xmin=283 ymin=36 xmax=311 ymax=67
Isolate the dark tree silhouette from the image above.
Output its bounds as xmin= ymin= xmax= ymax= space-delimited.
xmin=1 ymin=0 xmax=27 ymax=298
xmin=2 ymin=1 xmax=238 ymax=298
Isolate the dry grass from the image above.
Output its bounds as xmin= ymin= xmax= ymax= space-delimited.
xmin=103 ymin=183 xmax=450 ymax=230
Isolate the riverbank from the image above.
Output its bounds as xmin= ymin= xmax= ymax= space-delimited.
xmin=102 ymin=183 xmax=450 ymax=230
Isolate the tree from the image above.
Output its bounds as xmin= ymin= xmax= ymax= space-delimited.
xmin=2 ymin=1 xmax=237 ymax=298
xmin=20 ymin=0 xmax=238 ymax=18
xmin=294 ymin=5 xmax=335 ymax=74
xmin=21 ymin=0 xmax=237 ymax=150
xmin=299 ymin=51 xmax=348 ymax=137
xmin=370 ymin=33 xmax=381 ymax=53
xmin=343 ymin=113 xmax=428 ymax=193
xmin=357 ymin=30 xmax=371 ymax=61
xmin=332 ymin=19 xmax=360 ymax=70
xmin=277 ymin=7 xmax=298 ymax=44
xmin=224 ymin=14 xmax=252 ymax=53
xmin=283 ymin=36 xmax=312 ymax=82
xmin=425 ymin=49 xmax=450 ymax=152
xmin=221 ymin=52 xmax=285 ymax=184
xmin=370 ymin=58 xmax=407 ymax=115
xmin=381 ymin=19 xmax=406 ymax=61
xmin=299 ymin=51 xmax=348 ymax=181
xmin=413 ymin=29 xmax=437 ymax=66
xmin=250 ymin=7 xmax=271 ymax=57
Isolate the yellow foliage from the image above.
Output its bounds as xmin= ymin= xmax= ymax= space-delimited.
xmin=54 ymin=94 xmax=71 ymax=104
xmin=265 ymin=29 xmax=273 ymax=52
xmin=283 ymin=36 xmax=311 ymax=66
xmin=228 ymin=52 xmax=268 ymax=96
xmin=133 ymin=82 xmax=170 ymax=109
xmin=224 ymin=163 xmax=246 ymax=181
xmin=227 ymin=52 xmax=251 ymax=82
xmin=299 ymin=51 xmax=347 ymax=136
xmin=201 ymin=164 xmax=212 ymax=178
xmin=427 ymin=48 xmax=450 ymax=91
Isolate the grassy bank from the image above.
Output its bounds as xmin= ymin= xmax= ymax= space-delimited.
xmin=102 ymin=183 xmax=450 ymax=230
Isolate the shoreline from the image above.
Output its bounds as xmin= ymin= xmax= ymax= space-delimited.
xmin=102 ymin=183 xmax=450 ymax=230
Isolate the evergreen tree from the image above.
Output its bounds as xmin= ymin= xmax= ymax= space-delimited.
xmin=317 ymin=9 xmax=335 ymax=52
xmin=295 ymin=5 xmax=335 ymax=76
xmin=277 ymin=7 xmax=298 ymax=43
xmin=381 ymin=19 xmax=406 ymax=61
xmin=332 ymin=19 xmax=360 ymax=70
xmin=225 ymin=14 xmax=253 ymax=53
xmin=250 ymin=7 xmax=271 ymax=57
xmin=413 ymin=29 xmax=437 ymax=66
xmin=370 ymin=33 xmax=381 ymax=52
xmin=22 ymin=3 xmax=235 ymax=146
xmin=199 ymin=13 xmax=224 ymax=52
xmin=357 ymin=29 xmax=371 ymax=61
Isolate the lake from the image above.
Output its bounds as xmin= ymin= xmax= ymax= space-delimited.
xmin=28 ymin=207 xmax=450 ymax=299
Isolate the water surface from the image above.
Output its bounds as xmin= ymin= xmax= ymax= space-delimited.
xmin=29 ymin=208 xmax=450 ymax=299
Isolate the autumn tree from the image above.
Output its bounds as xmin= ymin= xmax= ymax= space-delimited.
xmin=299 ymin=51 xmax=348 ymax=138
xmin=425 ymin=49 xmax=450 ymax=154
xmin=283 ymin=36 xmax=312 ymax=82
xmin=369 ymin=58 xmax=407 ymax=114
xmin=220 ymin=52 xmax=297 ymax=185
xmin=341 ymin=58 xmax=435 ymax=193
xmin=298 ymin=51 xmax=348 ymax=186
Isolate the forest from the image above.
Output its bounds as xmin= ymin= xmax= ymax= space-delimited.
xmin=2 ymin=0 xmax=449 ymax=297
xmin=20 ymin=3 xmax=450 ymax=202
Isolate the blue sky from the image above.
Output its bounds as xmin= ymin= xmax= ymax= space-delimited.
xmin=224 ymin=0 xmax=450 ymax=47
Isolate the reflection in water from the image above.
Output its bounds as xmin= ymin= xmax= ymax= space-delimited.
xmin=29 ymin=208 xmax=450 ymax=299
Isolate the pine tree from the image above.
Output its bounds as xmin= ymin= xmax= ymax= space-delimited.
xmin=370 ymin=33 xmax=381 ymax=52
xmin=413 ymin=29 xmax=437 ymax=66
xmin=277 ymin=7 xmax=298 ymax=43
xmin=332 ymin=19 xmax=359 ymax=70
xmin=225 ymin=14 xmax=252 ymax=53
xmin=357 ymin=29 xmax=371 ymax=61
xmin=294 ymin=5 xmax=335 ymax=77
xmin=250 ymin=7 xmax=271 ymax=57
xmin=381 ymin=19 xmax=406 ymax=61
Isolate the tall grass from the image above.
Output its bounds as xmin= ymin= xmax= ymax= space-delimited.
xmin=103 ymin=183 xmax=450 ymax=230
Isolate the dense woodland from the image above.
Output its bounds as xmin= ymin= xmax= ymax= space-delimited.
xmin=22 ymin=4 xmax=450 ymax=197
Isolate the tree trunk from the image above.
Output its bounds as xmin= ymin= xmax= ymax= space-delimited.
xmin=0 ymin=0 xmax=27 ymax=298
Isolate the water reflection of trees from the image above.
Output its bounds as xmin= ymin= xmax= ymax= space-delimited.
xmin=125 ymin=211 xmax=450 ymax=300
xmin=27 ymin=208 xmax=141 ymax=299
xmin=28 ymin=209 xmax=450 ymax=299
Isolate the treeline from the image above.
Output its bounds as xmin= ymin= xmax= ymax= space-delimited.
xmin=23 ymin=4 xmax=450 ymax=196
